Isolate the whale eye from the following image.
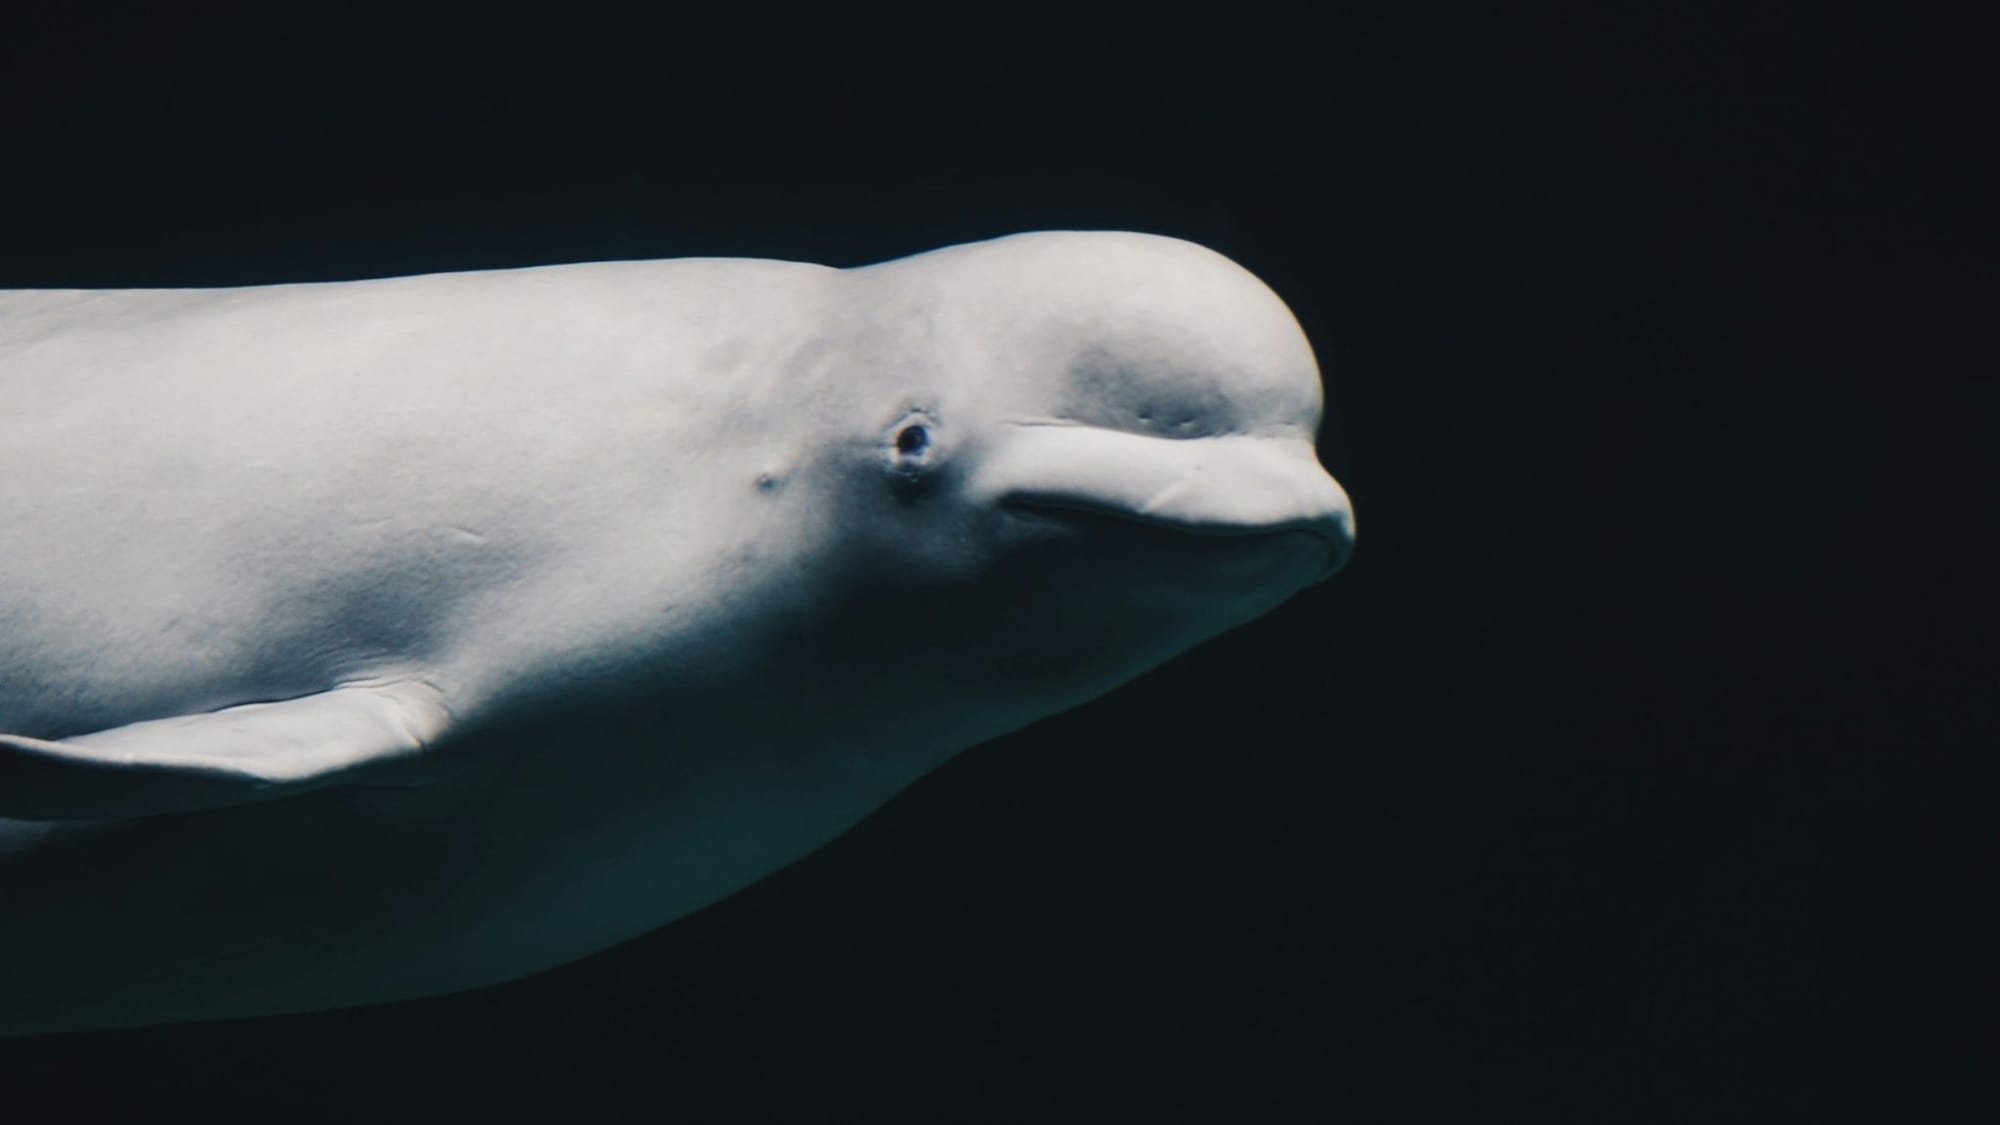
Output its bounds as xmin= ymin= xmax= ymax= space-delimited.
xmin=885 ymin=418 xmax=940 ymax=501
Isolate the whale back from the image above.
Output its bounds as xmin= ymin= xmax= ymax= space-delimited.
xmin=0 ymin=259 xmax=842 ymax=738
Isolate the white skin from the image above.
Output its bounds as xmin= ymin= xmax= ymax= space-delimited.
xmin=0 ymin=231 xmax=1352 ymax=1034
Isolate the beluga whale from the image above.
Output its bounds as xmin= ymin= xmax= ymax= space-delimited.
xmin=0 ymin=230 xmax=1355 ymax=1035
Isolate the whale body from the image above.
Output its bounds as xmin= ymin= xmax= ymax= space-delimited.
xmin=0 ymin=230 xmax=1354 ymax=1034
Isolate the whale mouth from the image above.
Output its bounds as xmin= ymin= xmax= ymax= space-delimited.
xmin=1004 ymin=497 xmax=1353 ymax=581
xmin=979 ymin=425 xmax=1355 ymax=581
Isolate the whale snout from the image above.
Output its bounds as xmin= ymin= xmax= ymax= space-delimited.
xmin=1302 ymin=500 xmax=1357 ymax=583
xmin=975 ymin=423 xmax=1355 ymax=580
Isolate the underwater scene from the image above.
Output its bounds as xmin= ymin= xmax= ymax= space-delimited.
xmin=0 ymin=4 xmax=1979 ymax=1121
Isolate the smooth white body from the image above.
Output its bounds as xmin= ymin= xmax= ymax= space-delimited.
xmin=0 ymin=231 xmax=1354 ymax=1034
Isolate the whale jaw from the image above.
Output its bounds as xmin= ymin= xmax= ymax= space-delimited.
xmin=975 ymin=422 xmax=1354 ymax=581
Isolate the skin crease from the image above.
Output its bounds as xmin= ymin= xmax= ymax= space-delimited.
xmin=0 ymin=231 xmax=1354 ymax=1035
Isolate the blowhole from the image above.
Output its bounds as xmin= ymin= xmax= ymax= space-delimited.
xmin=896 ymin=425 xmax=930 ymax=455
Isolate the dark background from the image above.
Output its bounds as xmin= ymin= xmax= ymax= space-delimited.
xmin=1 ymin=2 xmax=1988 ymax=1120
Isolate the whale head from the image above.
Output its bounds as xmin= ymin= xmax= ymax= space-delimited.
xmin=788 ymin=231 xmax=1354 ymax=762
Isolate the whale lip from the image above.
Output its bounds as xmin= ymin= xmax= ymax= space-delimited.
xmin=1002 ymin=496 xmax=1354 ymax=580
xmin=978 ymin=423 xmax=1355 ymax=581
